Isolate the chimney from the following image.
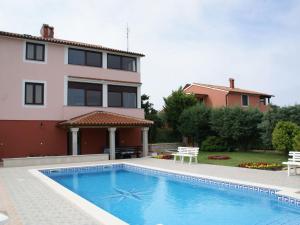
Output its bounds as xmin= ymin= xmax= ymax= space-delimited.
xmin=40 ymin=24 xmax=54 ymax=38
xmin=229 ymin=78 xmax=235 ymax=89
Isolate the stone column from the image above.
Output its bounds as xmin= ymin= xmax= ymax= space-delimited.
xmin=108 ymin=127 xmax=117 ymax=160
xmin=142 ymin=127 xmax=149 ymax=157
xmin=70 ymin=127 xmax=79 ymax=155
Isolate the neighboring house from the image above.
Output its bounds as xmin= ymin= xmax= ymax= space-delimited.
xmin=183 ymin=78 xmax=273 ymax=112
xmin=0 ymin=24 xmax=152 ymax=160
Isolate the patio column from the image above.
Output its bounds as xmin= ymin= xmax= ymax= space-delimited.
xmin=70 ymin=127 xmax=79 ymax=155
xmin=142 ymin=127 xmax=149 ymax=157
xmin=108 ymin=127 xmax=117 ymax=160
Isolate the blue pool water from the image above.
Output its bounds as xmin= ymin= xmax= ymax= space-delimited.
xmin=43 ymin=164 xmax=300 ymax=225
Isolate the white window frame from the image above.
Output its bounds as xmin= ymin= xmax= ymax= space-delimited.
xmin=22 ymin=80 xmax=47 ymax=108
xmin=241 ymin=94 xmax=249 ymax=107
xmin=23 ymin=40 xmax=48 ymax=64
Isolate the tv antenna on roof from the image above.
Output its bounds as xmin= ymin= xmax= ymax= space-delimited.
xmin=126 ymin=23 xmax=129 ymax=52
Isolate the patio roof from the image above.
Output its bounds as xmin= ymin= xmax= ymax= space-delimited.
xmin=59 ymin=111 xmax=153 ymax=128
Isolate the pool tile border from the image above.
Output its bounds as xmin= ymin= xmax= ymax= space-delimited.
xmin=41 ymin=163 xmax=300 ymax=208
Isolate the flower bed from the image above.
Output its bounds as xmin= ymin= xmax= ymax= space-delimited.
xmin=238 ymin=162 xmax=282 ymax=170
xmin=208 ymin=155 xmax=231 ymax=160
xmin=153 ymin=154 xmax=173 ymax=160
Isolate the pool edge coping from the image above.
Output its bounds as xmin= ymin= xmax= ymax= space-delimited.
xmin=29 ymin=162 xmax=300 ymax=225
xmin=30 ymin=164 xmax=128 ymax=225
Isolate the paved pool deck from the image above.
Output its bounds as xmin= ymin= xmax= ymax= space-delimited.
xmin=0 ymin=157 xmax=299 ymax=225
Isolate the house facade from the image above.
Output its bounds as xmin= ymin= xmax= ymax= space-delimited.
xmin=0 ymin=24 xmax=152 ymax=160
xmin=183 ymin=78 xmax=273 ymax=112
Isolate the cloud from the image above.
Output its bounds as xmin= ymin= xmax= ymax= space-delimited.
xmin=0 ymin=0 xmax=300 ymax=108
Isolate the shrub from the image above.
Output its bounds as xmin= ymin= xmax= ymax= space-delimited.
xmin=210 ymin=107 xmax=263 ymax=150
xmin=272 ymin=121 xmax=300 ymax=154
xmin=293 ymin=133 xmax=300 ymax=151
xmin=200 ymin=136 xmax=227 ymax=152
xmin=260 ymin=104 xmax=300 ymax=149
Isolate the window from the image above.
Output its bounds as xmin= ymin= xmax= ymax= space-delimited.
xmin=108 ymin=85 xmax=137 ymax=108
xmin=25 ymin=82 xmax=44 ymax=105
xmin=68 ymin=48 xmax=102 ymax=67
xmin=107 ymin=54 xmax=121 ymax=70
xmin=68 ymin=49 xmax=85 ymax=65
xmin=107 ymin=54 xmax=136 ymax=72
xmin=242 ymin=94 xmax=249 ymax=107
xmin=260 ymin=97 xmax=266 ymax=105
xmin=26 ymin=42 xmax=45 ymax=61
xmin=68 ymin=82 xmax=102 ymax=106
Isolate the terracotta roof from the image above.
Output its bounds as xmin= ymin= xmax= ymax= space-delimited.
xmin=185 ymin=83 xmax=273 ymax=97
xmin=59 ymin=111 xmax=153 ymax=127
xmin=0 ymin=30 xmax=144 ymax=57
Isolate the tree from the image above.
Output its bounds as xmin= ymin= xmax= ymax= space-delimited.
xmin=163 ymin=87 xmax=197 ymax=137
xmin=272 ymin=121 xmax=300 ymax=154
xmin=141 ymin=94 xmax=157 ymax=116
xmin=260 ymin=104 xmax=300 ymax=149
xmin=210 ymin=107 xmax=263 ymax=150
xmin=178 ymin=103 xmax=211 ymax=145
xmin=293 ymin=133 xmax=300 ymax=151
xmin=141 ymin=94 xmax=162 ymax=142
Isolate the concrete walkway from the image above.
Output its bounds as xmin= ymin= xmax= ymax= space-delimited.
xmin=0 ymin=158 xmax=299 ymax=225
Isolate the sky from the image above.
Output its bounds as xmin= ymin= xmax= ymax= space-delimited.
xmin=0 ymin=0 xmax=300 ymax=109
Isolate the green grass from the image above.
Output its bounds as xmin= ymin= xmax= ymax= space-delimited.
xmin=196 ymin=151 xmax=288 ymax=167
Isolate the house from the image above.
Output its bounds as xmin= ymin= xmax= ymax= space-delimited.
xmin=0 ymin=24 xmax=153 ymax=160
xmin=183 ymin=78 xmax=273 ymax=112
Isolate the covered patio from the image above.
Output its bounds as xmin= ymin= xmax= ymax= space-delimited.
xmin=59 ymin=111 xmax=153 ymax=160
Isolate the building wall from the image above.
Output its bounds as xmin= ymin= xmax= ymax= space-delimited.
xmin=227 ymin=93 xmax=269 ymax=112
xmin=184 ymin=85 xmax=227 ymax=107
xmin=0 ymin=122 xmax=143 ymax=159
xmin=185 ymin=85 xmax=269 ymax=112
xmin=0 ymin=120 xmax=67 ymax=159
xmin=118 ymin=128 xmax=142 ymax=146
xmin=0 ymin=36 xmax=144 ymax=121
xmin=0 ymin=36 xmax=146 ymax=159
xmin=80 ymin=128 xmax=107 ymax=155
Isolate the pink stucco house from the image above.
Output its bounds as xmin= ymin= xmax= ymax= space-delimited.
xmin=0 ymin=24 xmax=152 ymax=160
xmin=183 ymin=78 xmax=273 ymax=112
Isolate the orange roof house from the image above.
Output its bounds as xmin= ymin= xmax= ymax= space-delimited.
xmin=183 ymin=78 xmax=273 ymax=112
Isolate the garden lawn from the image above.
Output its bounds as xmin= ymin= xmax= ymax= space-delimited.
xmin=197 ymin=151 xmax=288 ymax=167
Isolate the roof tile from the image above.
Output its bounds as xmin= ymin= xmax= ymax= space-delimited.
xmin=0 ymin=31 xmax=144 ymax=57
xmin=59 ymin=111 xmax=153 ymax=127
xmin=187 ymin=83 xmax=273 ymax=97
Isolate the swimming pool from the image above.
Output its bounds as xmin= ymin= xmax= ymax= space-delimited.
xmin=41 ymin=164 xmax=300 ymax=225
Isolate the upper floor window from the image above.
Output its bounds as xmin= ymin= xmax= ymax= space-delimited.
xmin=68 ymin=48 xmax=102 ymax=67
xmin=25 ymin=82 xmax=44 ymax=105
xmin=260 ymin=97 xmax=266 ymax=105
xmin=108 ymin=85 xmax=137 ymax=108
xmin=242 ymin=94 xmax=249 ymax=107
xmin=26 ymin=42 xmax=45 ymax=61
xmin=68 ymin=82 xmax=102 ymax=106
xmin=107 ymin=54 xmax=136 ymax=72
